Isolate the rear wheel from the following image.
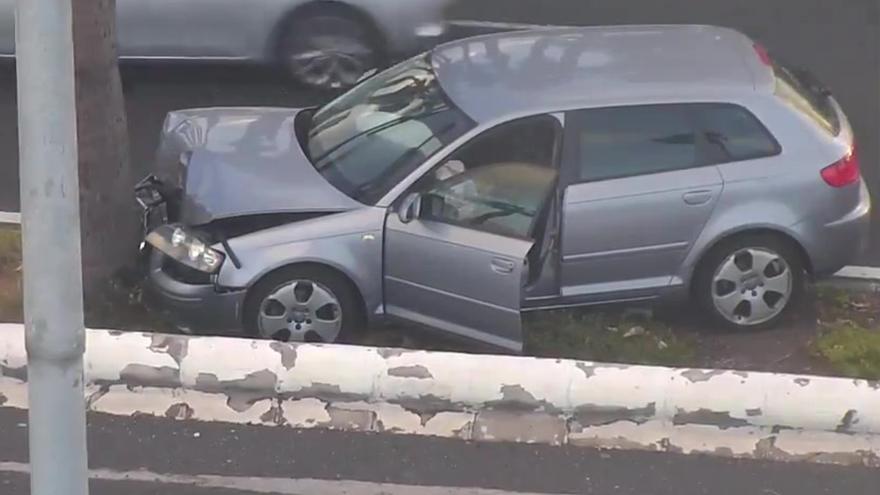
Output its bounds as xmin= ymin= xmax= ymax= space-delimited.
xmin=243 ymin=266 xmax=363 ymax=343
xmin=277 ymin=10 xmax=381 ymax=90
xmin=695 ymin=234 xmax=805 ymax=330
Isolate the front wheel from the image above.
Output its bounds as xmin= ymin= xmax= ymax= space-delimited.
xmin=695 ymin=235 xmax=805 ymax=330
xmin=243 ymin=266 xmax=363 ymax=343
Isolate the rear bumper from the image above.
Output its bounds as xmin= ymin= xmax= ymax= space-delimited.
xmin=144 ymin=248 xmax=246 ymax=334
xmin=801 ymin=181 xmax=872 ymax=277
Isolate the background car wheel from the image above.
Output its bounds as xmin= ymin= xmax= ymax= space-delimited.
xmin=244 ymin=265 xmax=364 ymax=343
xmin=277 ymin=9 xmax=382 ymax=90
xmin=695 ymin=234 xmax=805 ymax=330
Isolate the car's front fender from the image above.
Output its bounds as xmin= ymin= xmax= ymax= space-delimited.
xmin=216 ymin=207 xmax=387 ymax=319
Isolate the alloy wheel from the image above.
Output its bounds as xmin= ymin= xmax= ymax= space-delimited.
xmin=283 ymin=17 xmax=375 ymax=89
xmin=711 ymin=247 xmax=793 ymax=326
xmin=258 ymin=279 xmax=342 ymax=343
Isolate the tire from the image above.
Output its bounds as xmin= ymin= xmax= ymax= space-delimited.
xmin=276 ymin=9 xmax=381 ymax=90
xmin=693 ymin=234 xmax=806 ymax=330
xmin=243 ymin=265 xmax=364 ymax=343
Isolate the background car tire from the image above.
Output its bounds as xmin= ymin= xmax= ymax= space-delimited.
xmin=243 ymin=265 xmax=364 ymax=344
xmin=276 ymin=7 xmax=382 ymax=90
xmin=694 ymin=233 xmax=806 ymax=330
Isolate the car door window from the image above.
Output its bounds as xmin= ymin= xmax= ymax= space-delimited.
xmin=413 ymin=115 xmax=561 ymax=239
xmin=421 ymin=162 xmax=557 ymax=239
xmin=575 ymin=105 xmax=699 ymax=182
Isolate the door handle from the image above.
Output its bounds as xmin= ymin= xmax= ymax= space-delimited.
xmin=682 ymin=190 xmax=713 ymax=206
xmin=491 ymin=257 xmax=516 ymax=274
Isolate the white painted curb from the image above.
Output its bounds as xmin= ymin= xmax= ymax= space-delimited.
xmin=1 ymin=323 xmax=878 ymax=466
xmin=0 ymin=211 xmax=20 ymax=225
xmin=834 ymin=265 xmax=880 ymax=281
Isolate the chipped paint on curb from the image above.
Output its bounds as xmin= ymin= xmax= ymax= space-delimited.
xmin=2 ymin=323 xmax=879 ymax=467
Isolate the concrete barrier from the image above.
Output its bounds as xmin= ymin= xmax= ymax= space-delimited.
xmin=1 ymin=323 xmax=878 ymax=466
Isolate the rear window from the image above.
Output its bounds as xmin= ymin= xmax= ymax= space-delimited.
xmin=696 ymin=104 xmax=780 ymax=163
xmin=573 ymin=104 xmax=779 ymax=183
xmin=774 ymin=63 xmax=840 ymax=136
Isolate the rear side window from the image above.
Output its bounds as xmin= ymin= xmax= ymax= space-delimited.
xmin=696 ymin=104 xmax=780 ymax=163
xmin=571 ymin=104 xmax=780 ymax=183
xmin=575 ymin=105 xmax=698 ymax=182
xmin=774 ymin=63 xmax=840 ymax=136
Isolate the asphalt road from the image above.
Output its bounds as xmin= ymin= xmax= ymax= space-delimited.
xmin=0 ymin=0 xmax=877 ymax=264
xmin=1 ymin=407 xmax=878 ymax=494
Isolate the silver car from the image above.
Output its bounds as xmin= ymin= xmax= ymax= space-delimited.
xmin=138 ymin=25 xmax=870 ymax=351
xmin=0 ymin=0 xmax=450 ymax=89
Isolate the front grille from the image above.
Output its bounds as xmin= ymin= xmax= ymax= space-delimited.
xmin=161 ymin=255 xmax=212 ymax=285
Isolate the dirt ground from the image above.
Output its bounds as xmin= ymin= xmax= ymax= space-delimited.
xmin=660 ymin=287 xmax=879 ymax=376
xmin=365 ymin=285 xmax=880 ymax=379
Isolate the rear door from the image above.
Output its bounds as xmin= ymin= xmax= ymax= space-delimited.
xmin=559 ymin=104 xmax=723 ymax=300
xmin=384 ymin=163 xmax=557 ymax=351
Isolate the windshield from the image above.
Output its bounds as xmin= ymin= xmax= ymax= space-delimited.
xmin=306 ymin=55 xmax=474 ymax=205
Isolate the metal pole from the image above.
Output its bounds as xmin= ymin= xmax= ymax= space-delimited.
xmin=15 ymin=0 xmax=89 ymax=494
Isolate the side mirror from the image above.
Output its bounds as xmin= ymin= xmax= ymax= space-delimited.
xmin=398 ymin=193 xmax=422 ymax=223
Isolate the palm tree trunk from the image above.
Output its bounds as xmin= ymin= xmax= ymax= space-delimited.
xmin=72 ymin=0 xmax=138 ymax=313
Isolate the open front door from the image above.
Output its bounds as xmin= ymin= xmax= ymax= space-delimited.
xmin=383 ymin=160 xmax=559 ymax=352
xmin=382 ymin=112 xmax=563 ymax=351
xmin=384 ymin=213 xmax=532 ymax=351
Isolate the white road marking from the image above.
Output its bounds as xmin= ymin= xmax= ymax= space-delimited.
xmin=448 ymin=20 xmax=558 ymax=30
xmin=1 ymin=209 xmax=878 ymax=280
xmin=0 ymin=206 xmax=880 ymax=281
xmin=0 ymin=461 xmax=564 ymax=495
xmin=1 ymin=208 xmax=879 ymax=278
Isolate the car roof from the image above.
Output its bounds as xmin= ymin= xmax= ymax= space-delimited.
xmin=431 ymin=25 xmax=775 ymax=123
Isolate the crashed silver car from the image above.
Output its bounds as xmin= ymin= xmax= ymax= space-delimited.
xmin=139 ymin=26 xmax=870 ymax=351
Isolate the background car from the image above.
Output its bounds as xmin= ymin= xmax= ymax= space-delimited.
xmin=0 ymin=0 xmax=451 ymax=89
xmin=139 ymin=25 xmax=870 ymax=350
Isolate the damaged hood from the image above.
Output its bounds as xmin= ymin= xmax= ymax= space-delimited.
xmin=155 ymin=107 xmax=361 ymax=225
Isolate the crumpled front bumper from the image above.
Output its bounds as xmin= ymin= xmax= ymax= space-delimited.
xmin=137 ymin=174 xmax=246 ymax=334
xmin=142 ymin=247 xmax=246 ymax=335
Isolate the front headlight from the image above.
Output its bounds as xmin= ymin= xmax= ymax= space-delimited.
xmin=146 ymin=224 xmax=225 ymax=273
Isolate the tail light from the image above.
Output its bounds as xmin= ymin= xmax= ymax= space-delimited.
xmin=753 ymin=43 xmax=772 ymax=67
xmin=821 ymin=147 xmax=860 ymax=187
